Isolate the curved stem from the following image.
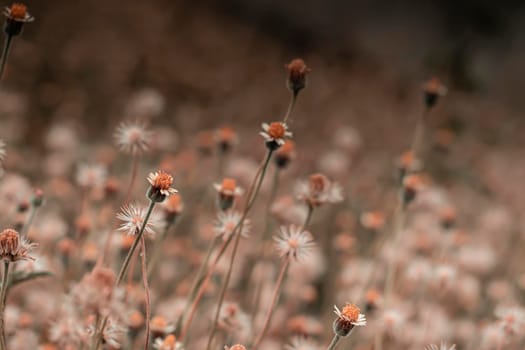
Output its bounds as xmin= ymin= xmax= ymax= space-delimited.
xmin=251 ymin=258 xmax=290 ymax=350
xmin=283 ymin=91 xmax=297 ymax=124
xmin=140 ymin=236 xmax=151 ymax=350
xmin=0 ymin=261 xmax=10 ymax=350
xmin=20 ymin=204 xmax=38 ymax=239
xmin=205 ymin=150 xmax=273 ymax=350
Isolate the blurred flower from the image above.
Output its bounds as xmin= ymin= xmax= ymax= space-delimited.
xmin=274 ymin=225 xmax=314 ymax=261
xmin=295 ymin=173 xmax=343 ymax=207
xmin=126 ymin=88 xmax=165 ymax=118
xmin=214 ymin=211 xmax=250 ymax=242
xmin=225 ymin=345 xmax=246 ymax=350
xmin=275 ymin=140 xmax=296 ymax=169
xmin=495 ymin=306 xmax=525 ymax=336
xmin=114 ymin=121 xmax=152 ymax=155
xmin=3 ymin=3 xmax=34 ymax=36
xmin=153 ymin=334 xmax=183 ymax=350
xmin=425 ymin=342 xmax=456 ymax=350
xmin=360 ymin=211 xmax=386 ymax=231
xmin=284 ymin=336 xmax=318 ymax=350
xmin=422 ymin=77 xmax=447 ymax=108
xmin=0 ymin=139 xmax=5 ymax=164
xmin=215 ymin=126 xmax=238 ymax=153
xmin=161 ymin=193 xmax=184 ymax=222
xmin=76 ymin=163 xmax=107 ymax=189
xmin=214 ymin=178 xmax=244 ymax=211
xmin=150 ymin=315 xmax=176 ymax=339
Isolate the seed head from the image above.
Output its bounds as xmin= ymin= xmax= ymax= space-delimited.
xmin=274 ymin=225 xmax=315 ymax=261
xmin=286 ymin=58 xmax=311 ymax=95
xmin=0 ymin=228 xmax=37 ymax=262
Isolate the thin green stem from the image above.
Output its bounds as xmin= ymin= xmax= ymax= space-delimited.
xmin=326 ymin=334 xmax=341 ymax=350
xmin=20 ymin=204 xmax=38 ymax=239
xmin=0 ymin=261 xmax=10 ymax=350
xmin=205 ymin=150 xmax=273 ymax=350
xmin=303 ymin=203 xmax=314 ymax=230
xmin=147 ymin=219 xmax=176 ymax=278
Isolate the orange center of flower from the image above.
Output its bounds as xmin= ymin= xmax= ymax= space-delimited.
xmin=267 ymin=122 xmax=286 ymax=139
xmin=151 ymin=316 xmax=167 ymax=328
xmin=218 ymin=127 xmax=236 ymax=141
xmin=0 ymin=228 xmax=19 ymax=255
xmin=286 ymin=58 xmax=311 ymax=77
xmin=366 ymin=288 xmax=380 ymax=303
xmin=341 ymin=303 xmax=360 ymax=322
xmin=277 ymin=140 xmax=295 ymax=155
xmin=127 ymin=128 xmax=142 ymax=143
xmin=308 ymin=173 xmax=328 ymax=193
xmin=165 ymin=193 xmax=181 ymax=211
xmin=163 ymin=335 xmax=176 ymax=346
xmin=288 ymin=238 xmax=299 ymax=249
xmin=403 ymin=174 xmax=423 ymax=190
xmin=221 ymin=178 xmax=237 ymax=193
xmin=229 ymin=345 xmax=247 ymax=350
xmin=153 ymin=172 xmax=173 ymax=190
xmin=9 ymin=3 xmax=27 ymax=19
xmin=424 ymin=77 xmax=443 ymax=94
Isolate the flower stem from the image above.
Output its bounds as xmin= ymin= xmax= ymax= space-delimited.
xmin=283 ymin=91 xmax=297 ymax=124
xmin=0 ymin=35 xmax=13 ymax=82
xmin=20 ymin=203 xmax=39 ymax=239
xmin=251 ymin=258 xmax=290 ymax=350
xmin=326 ymin=334 xmax=341 ymax=350
xmin=91 ymin=199 xmax=156 ymax=350
xmin=140 ymin=235 xmax=151 ymax=350
xmin=205 ymin=149 xmax=273 ymax=350
xmin=0 ymin=261 xmax=10 ymax=350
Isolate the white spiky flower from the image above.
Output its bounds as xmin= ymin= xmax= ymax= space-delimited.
xmin=147 ymin=171 xmax=178 ymax=197
xmin=273 ymin=225 xmax=315 ymax=261
xmin=214 ymin=211 xmax=250 ymax=241
xmin=114 ymin=122 xmax=152 ymax=155
xmin=76 ymin=163 xmax=107 ymax=189
xmin=116 ymin=203 xmax=156 ymax=237
xmin=425 ymin=342 xmax=456 ymax=350
xmin=495 ymin=306 xmax=525 ymax=336
xmin=295 ymin=173 xmax=343 ymax=207
xmin=334 ymin=304 xmax=367 ymax=327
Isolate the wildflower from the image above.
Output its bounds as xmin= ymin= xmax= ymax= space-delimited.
xmin=214 ymin=211 xmax=250 ymax=241
xmin=333 ymin=303 xmax=367 ymax=336
xmin=295 ymin=173 xmax=343 ymax=207
xmin=154 ymin=334 xmax=183 ymax=350
xmin=213 ymin=178 xmax=244 ymax=210
xmin=365 ymin=288 xmax=381 ymax=312
xmin=425 ymin=342 xmax=456 ymax=350
xmin=225 ymin=345 xmax=246 ymax=350
xmin=116 ymin=203 xmax=156 ymax=237
xmin=150 ymin=315 xmax=176 ymax=339
xmin=161 ymin=193 xmax=184 ymax=223
xmin=275 ymin=140 xmax=296 ymax=168
xmin=196 ymin=130 xmax=215 ymax=156
xmin=402 ymin=173 xmax=425 ymax=205
xmin=30 ymin=188 xmax=44 ymax=208
xmin=114 ymin=121 xmax=152 ymax=155
xmin=422 ymin=77 xmax=447 ymax=108
xmin=285 ymin=58 xmax=311 ymax=95
xmin=360 ymin=211 xmax=386 ymax=231
xmin=76 ymin=163 xmax=107 ymax=189
xmin=397 ymin=150 xmax=422 ymax=179
xmin=260 ymin=121 xmax=292 ymax=150
xmin=71 ymin=267 xmax=116 ymax=315
xmin=274 ymin=225 xmax=315 ymax=261
xmin=218 ymin=302 xmax=252 ymax=343
xmin=215 ymin=126 xmax=238 ymax=153
xmin=0 ymin=228 xmax=37 ymax=262
xmin=439 ymin=206 xmax=456 ymax=229
xmin=147 ymin=170 xmax=177 ymax=202
xmin=3 ymin=3 xmax=34 ymax=36
xmin=495 ymin=306 xmax=525 ymax=336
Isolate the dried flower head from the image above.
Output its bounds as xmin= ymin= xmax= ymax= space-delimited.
xmin=333 ymin=303 xmax=366 ymax=336
xmin=274 ymin=225 xmax=315 ymax=261
xmin=147 ymin=170 xmax=177 ymax=202
xmin=116 ymin=203 xmax=156 ymax=237
xmin=114 ymin=122 xmax=152 ymax=155
xmin=286 ymin=58 xmax=311 ymax=94
xmin=425 ymin=342 xmax=456 ymax=350
xmin=295 ymin=173 xmax=343 ymax=207
xmin=161 ymin=193 xmax=184 ymax=222
xmin=422 ymin=77 xmax=447 ymax=108
xmin=215 ymin=126 xmax=238 ymax=152
xmin=260 ymin=122 xmax=292 ymax=150
xmin=495 ymin=306 xmax=525 ymax=336
xmin=0 ymin=228 xmax=37 ymax=262
xmin=275 ymin=140 xmax=296 ymax=168
xmin=3 ymin=3 xmax=33 ymax=36
xmin=214 ymin=211 xmax=251 ymax=241
xmin=154 ymin=334 xmax=183 ymax=350
xmin=225 ymin=345 xmax=246 ymax=350
xmin=213 ymin=178 xmax=244 ymax=210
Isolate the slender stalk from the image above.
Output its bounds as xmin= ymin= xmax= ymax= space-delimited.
xmin=91 ymin=200 xmax=156 ymax=350
xmin=251 ymin=258 xmax=290 ymax=350
xmin=326 ymin=334 xmax=341 ymax=350
xmin=283 ymin=91 xmax=297 ymax=124
xmin=205 ymin=150 xmax=273 ymax=350
xmin=0 ymin=35 xmax=13 ymax=82
xmin=147 ymin=219 xmax=175 ymax=278
xmin=175 ymin=236 xmax=219 ymax=337
xmin=0 ymin=261 xmax=10 ymax=350
xmin=140 ymin=236 xmax=151 ymax=350
xmin=303 ymin=203 xmax=314 ymax=230
xmin=19 ymin=204 xmax=38 ymax=238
